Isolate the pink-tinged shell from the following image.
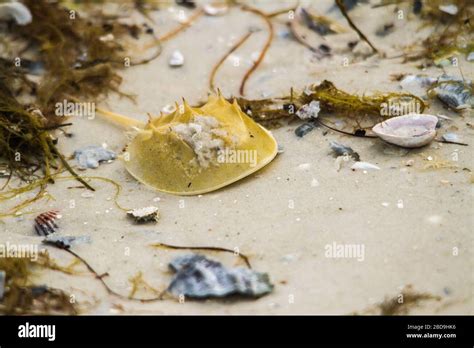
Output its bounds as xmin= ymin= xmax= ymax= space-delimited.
xmin=34 ymin=210 xmax=61 ymax=236
xmin=372 ymin=114 xmax=438 ymax=148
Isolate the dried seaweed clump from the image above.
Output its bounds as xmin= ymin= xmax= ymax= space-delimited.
xmin=11 ymin=0 xmax=160 ymax=117
xmin=0 ymin=0 xmax=161 ymax=211
xmin=0 ymin=255 xmax=77 ymax=315
xmin=0 ymin=72 xmax=87 ymax=186
xmin=355 ymin=285 xmax=441 ymax=315
xmin=236 ymin=80 xmax=425 ymax=130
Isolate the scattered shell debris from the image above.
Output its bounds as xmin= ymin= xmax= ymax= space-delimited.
xmin=74 ymin=145 xmax=117 ymax=170
xmin=127 ymin=206 xmax=160 ymax=224
xmin=167 ymin=254 xmax=273 ymax=299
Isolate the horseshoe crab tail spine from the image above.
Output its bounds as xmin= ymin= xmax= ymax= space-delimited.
xmin=95 ymin=107 xmax=146 ymax=129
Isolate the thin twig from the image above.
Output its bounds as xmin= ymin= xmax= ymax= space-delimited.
xmin=150 ymin=242 xmax=252 ymax=269
xmin=48 ymin=140 xmax=95 ymax=191
xmin=435 ymin=139 xmax=468 ymax=146
xmin=158 ymin=8 xmax=204 ymax=41
xmin=335 ymin=0 xmax=378 ymax=54
xmin=239 ymin=5 xmax=274 ymax=96
xmin=316 ymin=119 xmax=377 ymax=138
xmin=209 ymin=31 xmax=254 ymax=91
xmin=62 ymin=247 xmax=163 ymax=302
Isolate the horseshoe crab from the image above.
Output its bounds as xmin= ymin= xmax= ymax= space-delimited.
xmin=97 ymin=94 xmax=278 ymax=195
xmin=372 ymin=114 xmax=438 ymax=148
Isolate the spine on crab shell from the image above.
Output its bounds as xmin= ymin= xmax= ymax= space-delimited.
xmin=95 ymin=107 xmax=146 ymax=130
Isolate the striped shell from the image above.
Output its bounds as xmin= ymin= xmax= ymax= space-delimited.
xmin=34 ymin=210 xmax=61 ymax=236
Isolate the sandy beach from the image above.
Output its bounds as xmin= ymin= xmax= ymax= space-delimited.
xmin=1 ymin=0 xmax=472 ymax=315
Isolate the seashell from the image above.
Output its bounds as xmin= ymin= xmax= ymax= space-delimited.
xmin=168 ymin=50 xmax=184 ymax=67
xmin=100 ymin=94 xmax=278 ymax=195
xmin=372 ymin=114 xmax=438 ymax=148
xmin=329 ymin=141 xmax=360 ymax=161
xmin=433 ymin=79 xmax=473 ymax=110
xmin=442 ymin=133 xmax=460 ymax=143
xmin=399 ymin=74 xmax=436 ymax=96
xmin=167 ymin=254 xmax=273 ymax=299
xmin=203 ymin=3 xmax=229 ymax=16
xmin=351 ymin=161 xmax=380 ymax=171
xmin=296 ymin=101 xmax=320 ymax=120
xmin=439 ymin=4 xmax=458 ymax=15
xmin=295 ymin=122 xmax=316 ymax=137
xmin=34 ymin=210 xmax=61 ymax=236
xmin=127 ymin=206 xmax=159 ymax=223
xmin=0 ymin=2 xmax=32 ymax=26
xmin=74 ymin=145 xmax=116 ymax=169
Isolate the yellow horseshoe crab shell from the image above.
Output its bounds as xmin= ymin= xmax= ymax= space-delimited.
xmin=115 ymin=95 xmax=278 ymax=195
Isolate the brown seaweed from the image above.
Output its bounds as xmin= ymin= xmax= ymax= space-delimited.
xmin=0 ymin=254 xmax=78 ymax=314
xmin=335 ymin=0 xmax=378 ymax=54
xmin=239 ymin=5 xmax=274 ymax=96
xmin=236 ymin=80 xmax=426 ymax=131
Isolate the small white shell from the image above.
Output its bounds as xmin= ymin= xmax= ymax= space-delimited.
xmin=169 ymin=50 xmax=184 ymax=67
xmin=351 ymin=162 xmax=380 ymax=171
xmin=203 ymin=4 xmax=229 ymax=16
xmin=127 ymin=206 xmax=159 ymax=223
xmin=442 ymin=133 xmax=460 ymax=143
xmin=372 ymin=114 xmax=438 ymax=148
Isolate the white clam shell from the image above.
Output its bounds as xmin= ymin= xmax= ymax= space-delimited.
xmin=372 ymin=114 xmax=438 ymax=148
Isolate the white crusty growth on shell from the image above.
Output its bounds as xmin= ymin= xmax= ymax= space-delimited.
xmin=171 ymin=115 xmax=230 ymax=168
xmin=372 ymin=114 xmax=438 ymax=148
xmin=0 ymin=2 xmax=32 ymax=25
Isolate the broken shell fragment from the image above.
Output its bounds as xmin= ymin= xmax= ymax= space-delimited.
xmin=329 ymin=141 xmax=360 ymax=161
xmin=433 ymin=79 xmax=473 ymax=110
xmin=351 ymin=161 xmax=380 ymax=171
xmin=203 ymin=3 xmax=229 ymax=16
xmin=127 ymin=206 xmax=160 ymax=223
xmin=296 ymin=101 xmax=320 ymax=120
xmin=0 ymin=2 xmax=32 ymax=25
xmin=169 ymin=50 xmax=184 ymax=67
xmin=74 ymin=145 xmax=117 ymax=169
xmin=34 ymin=210 xmax=61 ymax=236
xmin=123 ymin=95 xmax=278 ymax=195
xmin=167 ymin=254 xmax=273 ymax=299
xmin=372 ymin=114 xmax=438 ymax=148
xmin=295 ymin=122 xmax=316 ymax=137
xmin=442 ymin=133 xmax=460 ymax=143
